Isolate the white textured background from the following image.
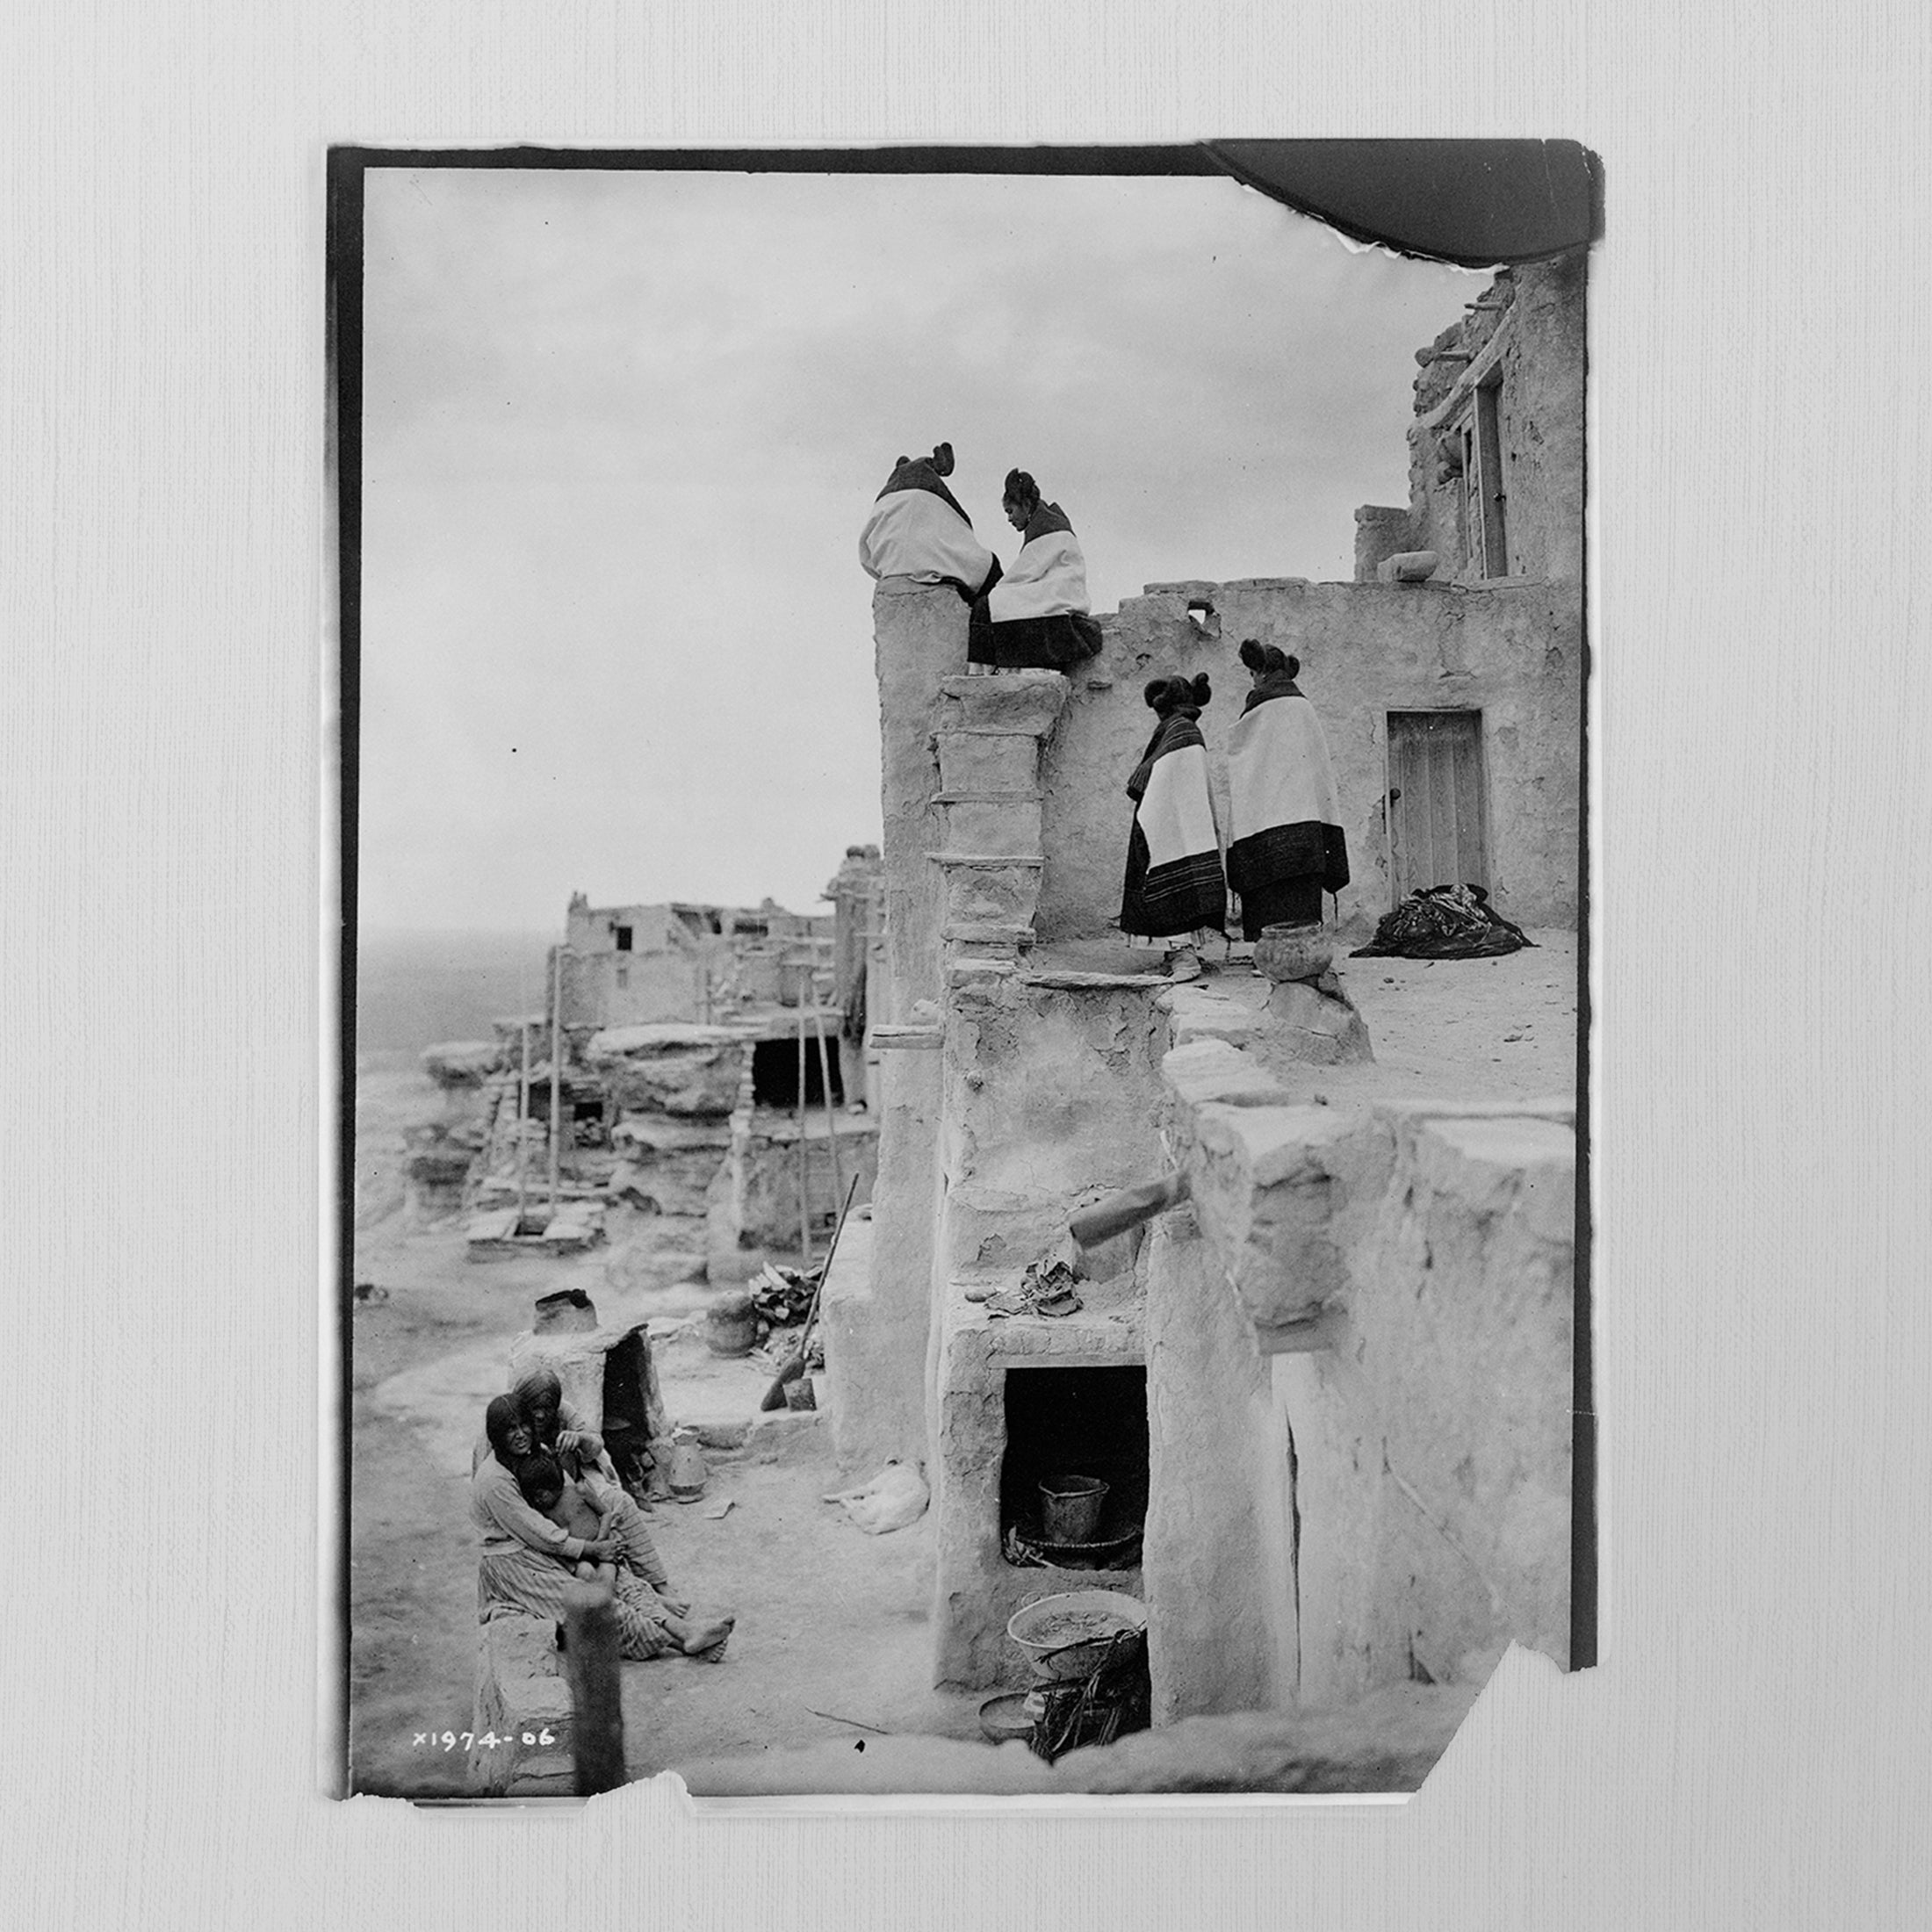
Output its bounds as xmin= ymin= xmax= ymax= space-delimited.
xmin=6 ymin=4 xmax=1928 ymax=1928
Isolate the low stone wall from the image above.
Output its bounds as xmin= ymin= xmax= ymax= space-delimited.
xmin=1146 ymin=998 xmax=1575 ymax=1720
xmin=469 ymin=1614 xmax=574 ymax=1797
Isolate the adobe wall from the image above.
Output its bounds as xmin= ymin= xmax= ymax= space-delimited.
xmin=1149 ymin=1001 xmax=1575 ymax=1716
xmin=937 ymin=962 xmax=1170 ymax=1277
xmin=1406 ymin=254 xmax=1587 ymax=588
xmin=1035 ymin=573 xmax=1582 ymax=938
xmin=818 ymin=582 xmax=971 ymax=1477
xmin=1141 ymin=1210 xmax=1297 ymax=1721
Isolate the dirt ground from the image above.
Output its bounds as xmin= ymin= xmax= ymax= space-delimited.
xmin=346 ymin=934 xmax=1577 ymax=1798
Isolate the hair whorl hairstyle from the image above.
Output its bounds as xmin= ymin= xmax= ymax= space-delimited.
xmin=1240 ymin=638 xmax=1299 ymax=679
xmin=1144 ymin=672 xmax=1212 ymax=714
xmin=1002 ymin=468 xmax=1041 ymax=513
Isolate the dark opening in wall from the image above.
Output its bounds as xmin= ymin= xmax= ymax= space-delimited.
xmin=599 ymin=1328 xmax=660 ymax=1503
xmin=750 ymin=1036 xmax=843 ymax=1110
xmin=615 ymin=925 xmax=633 ymax=952
xmin=1000 ymin=1366 xmax=1148 ymax=1568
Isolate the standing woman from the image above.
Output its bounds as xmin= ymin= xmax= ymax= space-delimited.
xmin=1224 ymin=640 xmax=1349 ymax=937
xmin=967 ymin=469 xmax=1105 ymax=671
xmin=1118 ymin=674 xmax=1227 ymax=971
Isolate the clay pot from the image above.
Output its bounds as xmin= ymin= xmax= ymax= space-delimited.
xmin=703 ymin=1293 xmax=759 ymax=1357
xmin=1254 ymin=922 xmax=1333 ymax=984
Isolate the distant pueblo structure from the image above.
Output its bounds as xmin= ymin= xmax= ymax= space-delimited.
xmin=416 ymin=847 xmax=885 ymax=1265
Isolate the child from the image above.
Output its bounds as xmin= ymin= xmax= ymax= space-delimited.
xmin=515 ymin=1453 xmax=736 ymax=1659
xmin=515 ymin=1453 xmax=618 ymax=1584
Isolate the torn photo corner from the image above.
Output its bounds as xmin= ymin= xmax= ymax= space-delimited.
xmin=328 ymin=138 xmax=1596 ymax=1807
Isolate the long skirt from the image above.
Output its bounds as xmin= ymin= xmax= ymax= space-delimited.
xmin=967 ymin=602 xmax=1104 ymax=670
xmin=1119 ymin=823 xmax=1229 ymax=939
xmin=1238 ymin=872 xmax=1325 ymax=942
xmin=478 ymin=1547 xmax=676 ymax=1659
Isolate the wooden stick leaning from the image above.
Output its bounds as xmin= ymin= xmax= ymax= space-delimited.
xmin=809 ymin=992 xmax=845 ymax=1212
xmin=761 ymin=1171 xmax=861 ymax=1412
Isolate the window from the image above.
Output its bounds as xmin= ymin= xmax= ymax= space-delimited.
xmin=1460 ymin=377 xmax=1508 ymax=577
xmin=614 ymin=924 xmax=633 ymax=952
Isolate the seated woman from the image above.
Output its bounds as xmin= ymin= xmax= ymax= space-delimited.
xmin=501 ymin=1368 xmax=687 ymax=1601
xmin=967 ymin=469 xmax=1104 ymax=672
xmin=1225 ymin=640 xmax=1349 ymax=938
xmin=513 ymin=1451 xmax=734 ymax=1658
xmin=859 ymin=442 xmax=1001 ymax=602
xmin=1118 ymin=674 xmax=1228 ymax=975
xmin=471 ymin=1396 xmax=732 ymax=1662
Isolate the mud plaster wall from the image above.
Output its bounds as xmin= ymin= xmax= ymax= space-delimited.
xmin=1170 ymin=1105 xmax=1575 ymax=1712
xmin=724 ymin=1117 xmax=879 ymax=1251
xmin=1035 ymin=576 xmax=1582 ymax=938
xmin=938 ymin=970 xmax=1170 ymax=1277
xmin=872 ymin=580 xmax=959 ymax=1018
xmin=1408 ymin=255 xmax=1588 ymax=590
xmin=1142 ymin=1210 xmax=1297 ymax=1720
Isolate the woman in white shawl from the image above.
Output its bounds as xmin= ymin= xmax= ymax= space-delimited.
xmin=967 ymin=469 xmax=1105 ymax=671
xmin=1225 ymin=640 xmax=1349 ymax=937
xmin=859 ymin=442 xmax=1001 ymax=602
xmin=1118 ymin=673 xmax=1227 ymax=964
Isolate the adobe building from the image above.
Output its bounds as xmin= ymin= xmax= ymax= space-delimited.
xmin=455 ymin=854 xmax=886 ymax=1264
xmin=821 ymin=254 xmax=1583 ymax=1763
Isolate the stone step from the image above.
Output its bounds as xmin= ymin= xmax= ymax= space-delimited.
xmin=935 ymin=729 xmax=1042 ymax=796
xmin=936 ymin=859 xmax=1043 ymax=933
xmin=940 ymin=797 xmax=1043 ymax=857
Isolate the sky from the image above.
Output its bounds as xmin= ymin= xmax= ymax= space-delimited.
xmin=357 ymin=167 xmax=1480 ymax=934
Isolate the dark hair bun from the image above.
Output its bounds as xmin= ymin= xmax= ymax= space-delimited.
xmin=1238 ymin=638 xmax=1266 ymax=672
xmin=1004 ymin=468 xmax=1039 ymax=505
xmin=1145 ymin=673 xmax=1211 ymax=713
xmin=1281 ymin=652 xmax=1301 ymax=679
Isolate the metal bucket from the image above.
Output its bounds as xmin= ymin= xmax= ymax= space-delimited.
xmin=1038 ymin=1473 xmax=1109 ymax=1545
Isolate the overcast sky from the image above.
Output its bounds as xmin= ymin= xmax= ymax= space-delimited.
xmin=357 ymin=167 xmax=1479 ymax=934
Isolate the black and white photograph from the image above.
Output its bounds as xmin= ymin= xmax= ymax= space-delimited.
xmin=337 ymin=143 xmax=1595 ymax=1802
xmin=18 ymin=0 xmax=1932 ymax=1921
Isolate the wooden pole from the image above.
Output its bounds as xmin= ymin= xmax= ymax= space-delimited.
xmin=794 ymin=967 xmax=811 ymax=1266
xmin=547 ymin=948 xmax=564 ymax=1212
xmin=515 ymin=1019 xmax=531 ymax=1224
xmin=810 ymin=991 xmax=845 ymax=1215
xmin=560 ymin=1581 xmax=626 ymax=1795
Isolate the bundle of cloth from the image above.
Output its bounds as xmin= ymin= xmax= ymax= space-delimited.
xmin=1351 ymin=883 xmax=1535 ymax=959
xmin=968 ymin=467 xmax=1104 ymax=671
xmin=1118 ymin=673 xmax=1228 ymax=940
xmin=858 ymin=442 xmax=1001 ymax=602
xmin=1224 ymin=639 xmax=1350 ymax=939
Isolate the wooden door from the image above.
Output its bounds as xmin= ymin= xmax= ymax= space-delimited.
xmin=1385 ymin=710 xmax=1488 ymax=905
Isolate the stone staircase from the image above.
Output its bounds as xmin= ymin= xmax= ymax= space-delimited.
xmin=928 ymin=671 xmax=1067 ymax=963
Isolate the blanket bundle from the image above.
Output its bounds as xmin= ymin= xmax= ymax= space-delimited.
xmin=1351 ymin=883 xmax=1534 ymax=959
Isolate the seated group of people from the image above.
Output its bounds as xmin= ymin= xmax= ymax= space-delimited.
xmin=470 ymin=1369 xmax=733 ymax=1662
xmin=859 ymin=443 xmax=1104 ymax=671
xmin=860 ymin=441 xmax=1351 ymax=964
